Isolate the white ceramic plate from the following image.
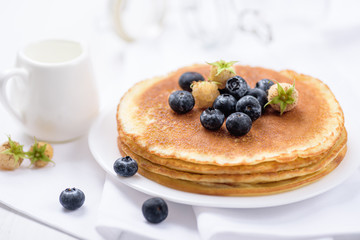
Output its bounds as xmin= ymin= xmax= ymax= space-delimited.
xmin=88 ymin=106 xmax=358 ymax=208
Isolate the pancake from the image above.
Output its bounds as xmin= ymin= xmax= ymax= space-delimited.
xmin=119 ymin=128 xmax=343 ymax=174
xmin=119 ymin=129 xmax=346 ymax=183
xmin=119 ymin=144 xmax=347 ymax=196
xmin=117 ymin=64 xmax=344 ymax=166
xmin=116 ymin=64 xmax=346 ymax=196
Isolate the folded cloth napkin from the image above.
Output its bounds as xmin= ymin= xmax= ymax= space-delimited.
xmin=95 ymin=175 xmax=200 ymax=240
xmin=194 ymin=170 xmax=360 ymax=240
xmin=96 ymin=167 xmax=360 ymax=240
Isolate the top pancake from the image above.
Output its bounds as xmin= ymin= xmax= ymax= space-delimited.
xmin=117 ymin=64 xmax=344 ymax=166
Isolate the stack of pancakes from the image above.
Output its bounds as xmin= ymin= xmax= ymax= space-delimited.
xmin=117 ymin=64 xmax=346 ymax=196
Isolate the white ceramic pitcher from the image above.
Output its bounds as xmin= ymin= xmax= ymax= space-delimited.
xmin=0 ymin=39 xmax=99 ymax=142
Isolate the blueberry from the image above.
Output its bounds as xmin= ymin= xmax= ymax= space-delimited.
xmin=114 ymin=156 xmax=138 ymax=177
xmin=179 ymin=72 xmax=204 ymax=92
xmin=213 ymin=94 xmax=237 ymax=116
xmin=225 ymin=76 xmax=249 ymax=99
xmin=168 ymin=90 xmax=195 ymax=114
xmin=255 ymin=79 xmax=274 ymax=93
xmin=59 ymin=188 xmax=85 ymax=210
xmin=226 ymin=112 xmax=252 ymax=136
xmin=246 ymin=88 xmax=268 ymax=109
xmin=236 ymin=96 xmax=262 ymax=121
xmin=200 ymin=108 xmax=225 ymax=130
xmin=142 ymin=197 xmax=168 ymax=224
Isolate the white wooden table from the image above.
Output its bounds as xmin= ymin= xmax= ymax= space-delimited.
xmin=0 ymin=204 xmax=75 ymax=239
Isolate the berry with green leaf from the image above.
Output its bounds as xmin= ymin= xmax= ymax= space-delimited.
xmin=207 ymin=60 xmax=238 ymax=89
xmin=27 ymin=139 xmax=54 ymax=168
xmin=265 ymin=81 xmax=298 ymax=115
xmin=0 ymin=136 xmax=26 ymax=170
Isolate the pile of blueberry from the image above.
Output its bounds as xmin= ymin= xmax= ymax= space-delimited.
xmin=169 ymin=72 xmax=274 ymax=136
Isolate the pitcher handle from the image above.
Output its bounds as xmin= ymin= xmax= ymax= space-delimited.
xmin=0 ymin=68 xmax=28 ymax=122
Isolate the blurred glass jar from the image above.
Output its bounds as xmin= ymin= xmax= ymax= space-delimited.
xmin=180 ymin=0 xmax=272 ymax=47
xmin=112 ymin=0 xmax=167 ymax=42
xmin=179 ymin=0 xmax=329 ymax=47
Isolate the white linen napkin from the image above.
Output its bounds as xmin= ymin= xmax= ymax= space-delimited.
xmin=96 ymin=175 xmax=200 ymax=240
xmin=96 ymin=169 xmax=360 ymax=240
xmin=193 ymin=170 xmax=360 ymax=240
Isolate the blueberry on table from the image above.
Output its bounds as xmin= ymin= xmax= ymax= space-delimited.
xmin=142 ymin=197 xmax=168 ymax=224
xmin=59 ymin=188 xmax=85 ymax=210
xmin=226 ymin=112 xmax=252 ymax=136
xmin=255 ymin=79 xmax=274 ymax=93
xmin=213 ymin=94 xmax=237 ymax=117
xmin=179 ymin=72 xmax=204 ymax=92
xmin=200 ymin=108 xmax=225 ymax=130
xmin=225 ymin=76 xmax=249 ymax=99
xmin=114 ymin=156 xmax=138 ymax=177
xmin=246 ymin=88 xmax=268 ymax=109
xmin=236 ymin=95 xmax=262 ymax=121
xmin=168 ymin=90 xmax=195 ymax=114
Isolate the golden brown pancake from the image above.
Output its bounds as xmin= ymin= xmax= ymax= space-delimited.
xmin=119 ymin=144 xmax=347 ymax=196
xmin=119 ymin=129 xmax=346 ymax=183
xmin=116 ymin=64 xmax=346 ymax=196
xmin=119 ymin=131 xmax=343 ymax=174
xmin=117 ymin=65 xmax=344 ymax=166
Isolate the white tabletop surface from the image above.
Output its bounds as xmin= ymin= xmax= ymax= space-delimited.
xmin=1 ymin=0 xmax=360 ymax=239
